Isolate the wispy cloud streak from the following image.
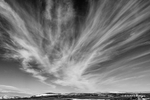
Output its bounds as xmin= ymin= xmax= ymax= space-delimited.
xmin=0 ymin=0 xmax=150 ymax=92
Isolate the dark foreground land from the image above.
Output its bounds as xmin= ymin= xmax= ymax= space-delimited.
xmin=1 ymin=93 xmax=150 ymax=100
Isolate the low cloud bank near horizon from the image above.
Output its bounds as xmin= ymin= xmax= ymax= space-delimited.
xmin=0 ymin=84 xmax=32 ymax=96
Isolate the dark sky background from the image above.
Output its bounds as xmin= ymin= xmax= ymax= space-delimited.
xmin=0 ymin=0 xmax=150 ymax=96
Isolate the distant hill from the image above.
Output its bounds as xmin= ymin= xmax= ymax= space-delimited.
xmin=45 ymin=92 xmax=57 ymax=94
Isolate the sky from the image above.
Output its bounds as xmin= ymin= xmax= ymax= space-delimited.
xmin=0 ymin=0 xmax=150 ymax=96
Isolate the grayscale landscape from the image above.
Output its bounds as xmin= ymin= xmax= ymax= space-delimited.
xmin=0 ymin=0 xmax=150 ymax=100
